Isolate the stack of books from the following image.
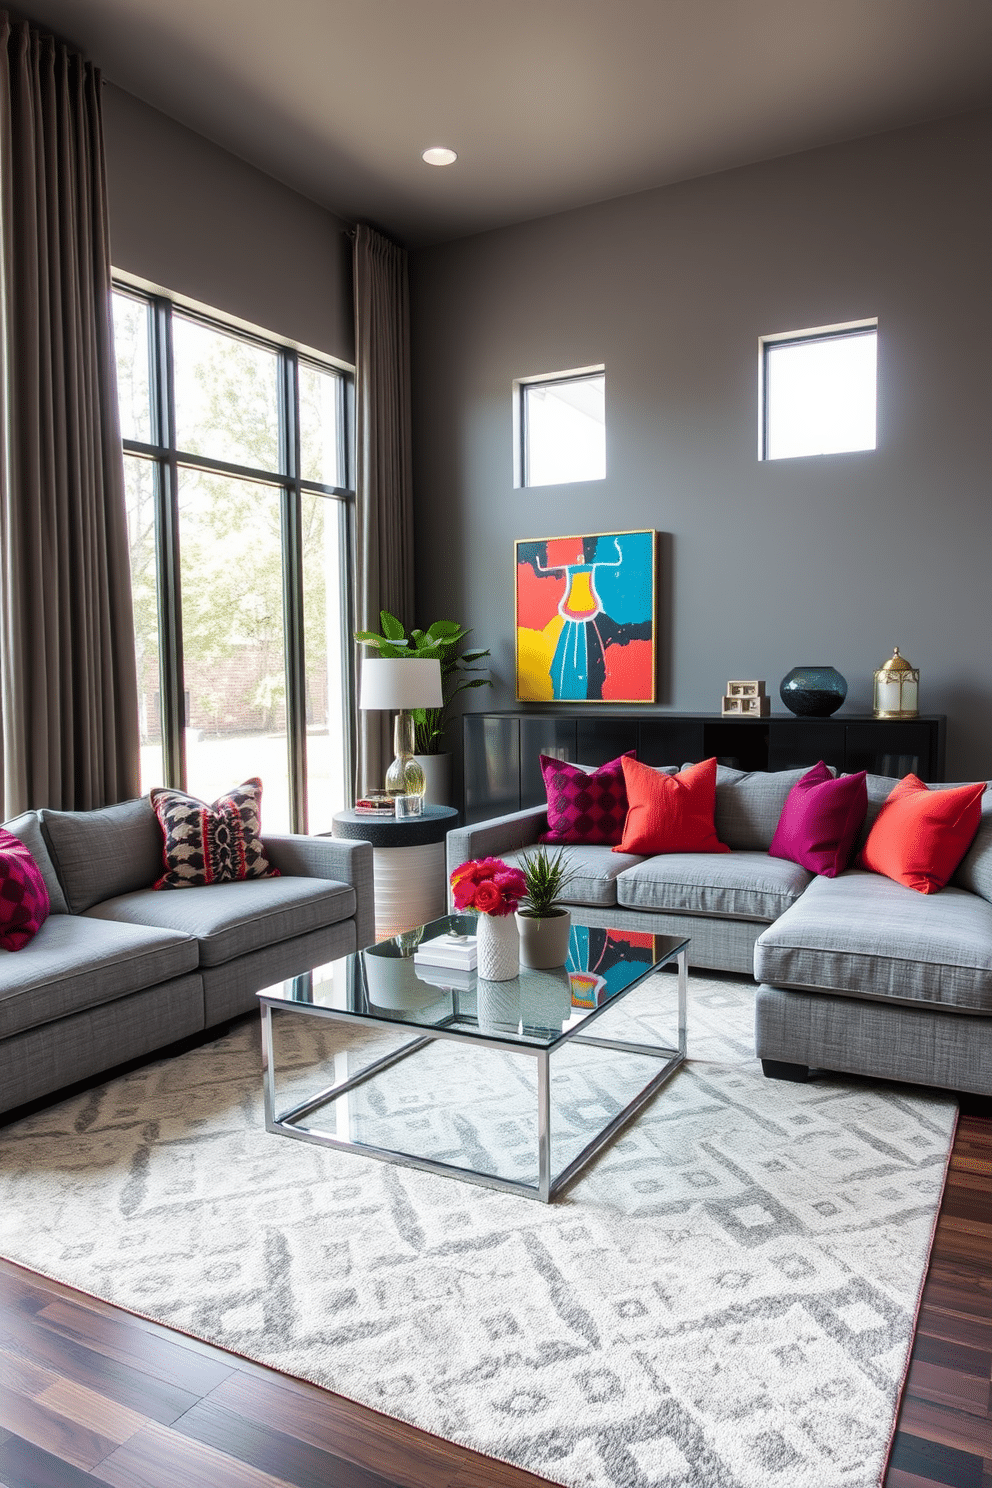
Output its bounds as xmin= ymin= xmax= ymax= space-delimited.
xmin=354 ymin=794 xmax=396 ymax=815
xmin=414 ymin=932 xmax=477 ymax=973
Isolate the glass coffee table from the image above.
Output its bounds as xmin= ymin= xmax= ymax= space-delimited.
xmin=258 ymin=915 xmax=689 ymax=1203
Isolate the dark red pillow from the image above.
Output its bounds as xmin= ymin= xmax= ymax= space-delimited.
xmin=0 ymin=826 xmax=50 ymax=950
xmin=539 ymin=753 xmax=633 ymax=846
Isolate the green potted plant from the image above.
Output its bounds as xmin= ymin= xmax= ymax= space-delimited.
xmin=515 ymin=844 xmax=576 ymax=969
xmin=354 ymin=611 xmax=490 ymax=804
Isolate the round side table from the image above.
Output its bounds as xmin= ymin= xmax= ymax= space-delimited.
xmin=331 ymin=805 xmax=459 ymax=940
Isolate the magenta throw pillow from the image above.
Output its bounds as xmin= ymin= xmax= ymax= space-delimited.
xmin=769 ymin=762 xmax=868 ymax=878
xmin=0 ymin=826 xmax=51 ymax=950
xmin=539 ymin=752 xmax=634 ymax=846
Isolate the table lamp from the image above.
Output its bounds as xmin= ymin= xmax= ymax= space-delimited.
xmin=359 ymin=656 xmax=443 ymax=809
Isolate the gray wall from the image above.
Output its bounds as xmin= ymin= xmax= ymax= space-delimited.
xmin=103 ymin=85 xmax=354 ymax=365
xmin=410 ymin=108 xmax=992 ymax=782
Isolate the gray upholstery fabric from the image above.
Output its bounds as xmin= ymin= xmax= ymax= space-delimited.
xmin=202 ymin=918 xmax=358 ymax=1024
xmin=446 ymin=808 xmax=550 ymax=885
xmin=755 ymin=870 xmax=992 ymax=1013
xmin=561 ymin=904 xmax=762 ymax=975
xmin=265 ymin=833 xmax=375 ymax=950
xmin=85 ymin=877 xmax=356 ymax=968
xmin=617 ymin=851 xmax=813 ymax=922
xmin=951 ymin=786 xmax=992 ymax=903
xmin=2 ymin=811 xmax=69 ymax=914
xmin=40 ymin=798 xmax=163 ymax=913
xmin=852 ymin=773 xmax=899 ymax=851
xmin=687 ymin=765 xmax=823 ymax=851
xmin=755 ymin=984 xmax=992 ymax=1097
xmin=0 ymin=974 xmax=204 ymax=1115
xmin=498 ymin=843 xmax=644 ymax=908
xmin=0 ymin=915 xmax=198 ymax=1039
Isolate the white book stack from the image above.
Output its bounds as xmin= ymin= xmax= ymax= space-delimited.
xmin=414 ymin=932 xmax=478 ymax=972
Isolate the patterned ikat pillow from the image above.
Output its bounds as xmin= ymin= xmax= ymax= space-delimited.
xmin=150 ymin=778 xmax=279 ymax=890
xmin=0 ymin=826 xmax=51 ymax=950
xmin=539 ymin=752 xmax=634 ymax=846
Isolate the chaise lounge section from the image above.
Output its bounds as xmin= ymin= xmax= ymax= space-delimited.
xmin=448 ymin=763 xmax=992 ymax=1098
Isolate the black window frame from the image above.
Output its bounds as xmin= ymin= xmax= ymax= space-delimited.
xmin=113 ymin=279 xmax=356 ymax=833
xmin=514 ymin=366 xmax=606 ymax=488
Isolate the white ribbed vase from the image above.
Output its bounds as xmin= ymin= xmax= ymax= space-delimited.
xmin=476 ymin=912 xmax=520 ymax=981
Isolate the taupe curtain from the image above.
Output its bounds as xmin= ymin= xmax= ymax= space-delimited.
xmin=0 ymin=14 xmax=138 ymax=816
xmin=352 ymin=222 xmax=415 ymax=798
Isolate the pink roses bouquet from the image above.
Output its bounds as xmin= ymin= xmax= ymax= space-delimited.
xmin=450 ymin=856 xmax=527 ymax=917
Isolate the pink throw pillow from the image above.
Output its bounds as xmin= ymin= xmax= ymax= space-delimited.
xmin=0 ymin=826 xmax=51 ymax=950
xmin=539 ymin=753 xmax=633 ymax=846
xmin=768 ymin=762 xmax=868 ymax=878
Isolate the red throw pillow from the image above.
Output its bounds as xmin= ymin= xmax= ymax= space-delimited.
xmin=0 ymin=826 xmax=50 ymax=950
xmin=539 ymin=752 xmax=634 ymax=846
xmin=857 ymin=773 xmax=986 ymax=894
xmin=150 ymin=778 xmax=279 ymax=889
xmin=614 ymin=756 xmax=730 ymax=856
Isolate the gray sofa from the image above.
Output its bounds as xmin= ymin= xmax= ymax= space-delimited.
xmin=1 ymin=797 xmax=374 ymax=1115
xmin=447 ymin=764 xmax=992 ymax=1098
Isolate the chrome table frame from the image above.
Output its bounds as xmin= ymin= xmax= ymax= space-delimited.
xmin=259 ymin=944 xmax=688 ymax=1203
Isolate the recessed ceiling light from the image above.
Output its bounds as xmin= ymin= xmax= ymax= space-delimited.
xmin=422 ymin=146 xmax=457 ymax=167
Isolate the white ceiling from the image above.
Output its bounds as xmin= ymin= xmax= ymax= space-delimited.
xmin=15 ymin=0 xmax=992 ymax=246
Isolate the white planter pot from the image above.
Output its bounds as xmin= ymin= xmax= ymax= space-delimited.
xmin=515 ymin=908 xmax=572 ymax=969
xmin=413 ymin=752 xmax=451 ymax=807
xmin=476 ymin=912 xmax=519 ymax=981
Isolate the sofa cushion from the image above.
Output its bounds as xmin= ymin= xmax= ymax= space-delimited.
xmin=538 ymin=752 xmax=634 ymax=846
xmin=754 ymin=869 xmax=992 ymax=1014
xmin=616 ymin=851 xmax=813 ymax=922
xmin=690 ymin=765 xmax=824 ymax=851
xmin=953 ymin=786 xmax=992 ymax=903
xmin=858 ymin=774 xmax=985 ymax=894
xmin=0 ymin=827 xmax=50 ymax=950
xmin=2 ymin=813 xmax=69 ymax=914
xmin=617 ymin=757 xmax=728 ymax=855
xmin=768 ymin=763 xmax=867 ymax=879
xmin=40 ymin=798 xmax=164 ymax=914
xmin=0 ymin=914 xmax=199 ymax=1039
xmin=86 ymin=876 xmax=357 ymax=967
xmin=150 ymin=778 xmax=278 ymax=889
xmin=500 ymin=845 xmax=643 ymax=909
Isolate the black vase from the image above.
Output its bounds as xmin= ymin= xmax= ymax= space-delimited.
xmin=779 ymin=666 xmax=847 ymax=718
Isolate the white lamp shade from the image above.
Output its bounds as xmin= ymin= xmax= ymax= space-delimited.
xmin=359 ymin=656 xmax=443 ymax=710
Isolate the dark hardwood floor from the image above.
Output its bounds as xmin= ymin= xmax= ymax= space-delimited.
xmin=0 ymin=1111 xmax=988 ymax=1488
xmin=885 ymin=1112 xmax=992 ymax=1488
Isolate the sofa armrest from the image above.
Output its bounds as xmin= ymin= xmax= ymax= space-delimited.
xmin=263 ymin=834 xmax=375 ymax=950
xmin=446 ymin=807 xmax=548 ymax=883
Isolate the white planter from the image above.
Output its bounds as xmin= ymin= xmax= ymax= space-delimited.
xmin=413 ymin=752 xmax=451 ymax=807
xmin=515 ymin=908 xmax=572 ymax=969
xmin=476 ymin=912 xmax=519 ymax=981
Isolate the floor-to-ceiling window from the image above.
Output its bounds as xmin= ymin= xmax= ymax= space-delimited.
xmin=112 ymin=283 xmax=354 ymax=834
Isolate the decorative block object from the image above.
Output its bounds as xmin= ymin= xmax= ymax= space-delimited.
xmin=722 ymin=681 xmax=769 ymax=716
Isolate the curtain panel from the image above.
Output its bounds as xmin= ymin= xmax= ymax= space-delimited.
xmin=0 ymin=14 xmax=139 ymax=816
xmin=352 ymin=222 xmax=415 ymax=799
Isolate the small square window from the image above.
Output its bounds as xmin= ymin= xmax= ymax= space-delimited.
xmin=516 ymin=368 xmax=605 ymax=486
xmin=761 ymin=323 xmax=877 ymax=460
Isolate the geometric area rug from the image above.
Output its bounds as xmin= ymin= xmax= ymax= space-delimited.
xmin=0 ymin=973 xmax=956 ymax=1488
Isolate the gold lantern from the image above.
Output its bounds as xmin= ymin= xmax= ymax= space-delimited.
xmin=873 ymin=647 xmax=919 ymax=718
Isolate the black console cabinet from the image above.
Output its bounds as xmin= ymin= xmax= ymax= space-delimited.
xmin=462 ymin=712 xmax=946 ymax=823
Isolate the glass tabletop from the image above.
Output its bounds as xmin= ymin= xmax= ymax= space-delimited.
xmin=259 ymin=913 xmax=689 ymax=1051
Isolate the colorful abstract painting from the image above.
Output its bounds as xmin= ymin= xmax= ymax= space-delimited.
xmin=515 ymin=529 xmax=656 ymax=702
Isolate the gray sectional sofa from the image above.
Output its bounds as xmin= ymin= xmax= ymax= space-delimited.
xmin=447 ymin=764 xmax=992 ymax=1098
xmin=1 ymin=797 xmax=374 ymax=1115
